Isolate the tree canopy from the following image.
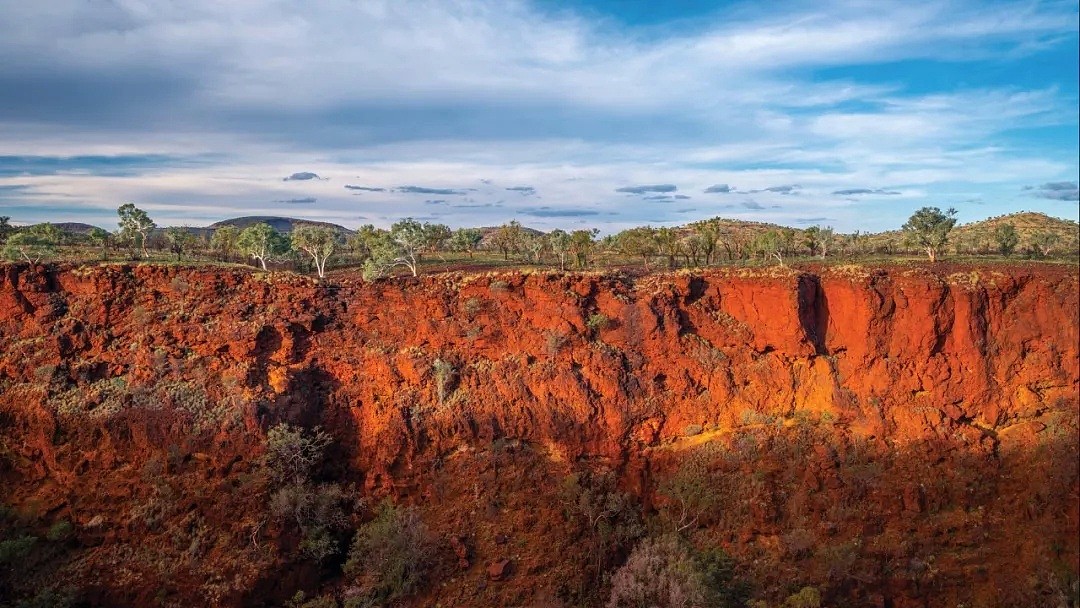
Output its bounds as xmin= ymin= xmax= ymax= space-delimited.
xmin=2 ymin=223 xmax=60 ymax=264
xmin=237 ymin=223 xmax=290 ymax=271
xmin=291 ymin=225 xmax=339 ymax=278
xmin=117 ymin=203 xmax=156 ymax=258
xmin=902 ymin=207 xmax=958 ymax=263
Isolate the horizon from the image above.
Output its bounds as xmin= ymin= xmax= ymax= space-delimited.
xmin=1 ymin=0 xmax=1078 ymax=232
xmin=8 ymin=209 xmax=1078 ymax=237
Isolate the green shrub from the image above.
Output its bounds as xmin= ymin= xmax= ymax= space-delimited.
xmin=46 ymin=520 xmax=72 ymax=542
xmin=783 ymin=586 xmax=822 ymax=608
xmin=12 ymin=586 xmax=77 ymax=608
xmin=0 ymin=535 xmax=37 ymax=564
xmin=560 ymin=471 xmax=644 ymax=586
xmin=344 ymin=502 xmax=434 ymax=607
xmin=432 ymin=358 xmax=456 ymax=407
xmin=586 ymin=313 xmax=611 ymax=332
xmin=263 ymin=424 xmax=333 ymax=486
xmin=696 ymin=546 xmax=751 ymax=607
xmin=285 ymin=591 xmax=338 ymax=608
xmin=269 ymin=482 xmax=351 ymax=562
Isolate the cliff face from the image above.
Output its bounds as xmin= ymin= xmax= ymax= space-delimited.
xmin=0 ymin=263 xmax=1076 ymax=607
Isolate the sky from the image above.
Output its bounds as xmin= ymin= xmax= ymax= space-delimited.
xmin=0 ymin=0 xmax=1077 ymax=233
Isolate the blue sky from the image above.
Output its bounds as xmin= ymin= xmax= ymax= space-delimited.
xmin=0 ymin=0 xmax=1077 ymax=232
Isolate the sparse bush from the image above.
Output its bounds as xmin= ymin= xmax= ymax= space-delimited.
xmin=0 ymin=535 xmax=36 ymax=564
xmin=463 ymin=296 xmax=482 ymax=316
xmin=657 ymin=444 xmax=728 ymax=532
xmin=263 ymin=424 xmax=350 ymax=562
xmin=783 ymin=586 xmax=822 ymax=608
xmin=45 ymin=520 xmax=72 ymax=542
xmin=432 ymin=358 xmax=456 ymax=407
xmin=263 ymin=424 xmax=334 ymax=486
xmin=285 ymin=591 xmax=338 ymax=608
xmin=11 ymin=586 xmax=77 ymax=608
xmin=169 ymin=275 xmax=190 ymax=295
xmin=545 ymin=331 xmax=569 ymax=357
xmin=607 ymin=536 xmax=745 ymax=608
xmin=607 ymin=536 xmax=707 ymax=608
xmin=270 ymin=482 xmax=352 ymax=562
xmin=344 ymin=502 xmax=434 ymax=607
xmin=587 ymin=313 xmax=611 ymax=332
xmin=561 ymin=471 xmax=644 ymax=586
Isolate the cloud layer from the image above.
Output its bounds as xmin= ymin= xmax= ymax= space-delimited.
xmin=0 ymin=0 xmax=1076 ymax=231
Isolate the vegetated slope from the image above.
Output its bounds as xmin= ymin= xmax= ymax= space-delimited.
xmin=0 ymin=263 xmax=1076 ymax=607
xmin=858 ymin=211 xmax=1079 ymax=254
xmin=209 ymin=216 xmax=352 ymax=234
xmin=952 ymin=211 xmax=1080 ymax=251
xmin=51 ymin=223 xmax=104 ymax=235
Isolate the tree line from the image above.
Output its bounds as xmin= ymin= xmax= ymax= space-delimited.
xmin=0 ymin=205 xmax=1069 ymax=276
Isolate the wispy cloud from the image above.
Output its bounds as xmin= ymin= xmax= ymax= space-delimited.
xmin=276 ymin=197 xmax=317 ymax=204
xmin=704 ymin=184 xmax=733 ymax=193
xmin=832 ymin=188 xmax=901 ymax=196
xmin=396 ymin=186 xmax=467 ymax=195
xmin=1027 ymin=181 xmax=1079 ymax=201
xmin=616 ymin=184 xmax=678 ymax=194
xmin=520 ymin=206 xmax=600 ymax=217
xmin=345 ymin=185 xmax=385 ymax=192
xmin=748 ymin=185 xmax=800 ymax=195
xmin=283 ymin=172 xmax=321 ymax=182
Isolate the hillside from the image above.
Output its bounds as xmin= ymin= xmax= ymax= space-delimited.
xmin=0 ymin=263 xmax=1076 ymax=607
xmin=209 ymin=216 xmax=352 ymax=234
xmin=850 ymin=211 xmax=1078 ymax=255
xmin=53 ymin=222 xmax=104 ymax=235
xmin=952 ymin=211 xmax=1079 ymax=252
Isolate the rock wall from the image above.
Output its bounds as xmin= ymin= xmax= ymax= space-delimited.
xmin=0 ymin=263 xmax=1076 ymax=607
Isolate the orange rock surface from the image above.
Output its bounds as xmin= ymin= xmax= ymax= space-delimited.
xmin=0 ymin=263 xmax=1076 ymax=607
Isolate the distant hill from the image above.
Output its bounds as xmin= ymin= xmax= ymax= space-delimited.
xmin=952 ymin=212 xmax=1078 ymax=252
xmin=52 ymin=222 xmax=103 ymax=235
xmin=152 ymin=226 xmax=216 ymax=240
xmin=476 ymin=224 xmax=544 ymax=248
xmin=686 ymin=217 xmax=791 ymax=238
xmin=858 ymin=211 xmax=1079 ymax=255
xmin=209 ymin=216 xmax=352 ymax=234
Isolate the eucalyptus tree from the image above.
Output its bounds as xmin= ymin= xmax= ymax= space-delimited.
xmin=211 ymin=225 xmax=240 ymax=261
xmin=117 ymin=203 xmax=155 ymax=258
xmin=237 ymin=223 xmax=290 ymax=271
xmin=449 ymin=227 xmax=483 ymax=259
xmin=2 ymin=223 xmax=60 ymax=264
xmin=291 ymin=225 xmax=340 ymax=278
xmin=902 ymin=207 xmax=958 ymax=263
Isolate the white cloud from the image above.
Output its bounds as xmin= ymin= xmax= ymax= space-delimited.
xmin=0 ymin=0 xmax=1076 ymax=230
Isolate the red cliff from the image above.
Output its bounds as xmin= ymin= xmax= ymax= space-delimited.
xmin=0 ymin=263 xmax=1076 ymax=607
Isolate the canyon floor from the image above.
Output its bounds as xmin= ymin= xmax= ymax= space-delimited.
xmin=0 ymin=262 xmax=1077 ymax=607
